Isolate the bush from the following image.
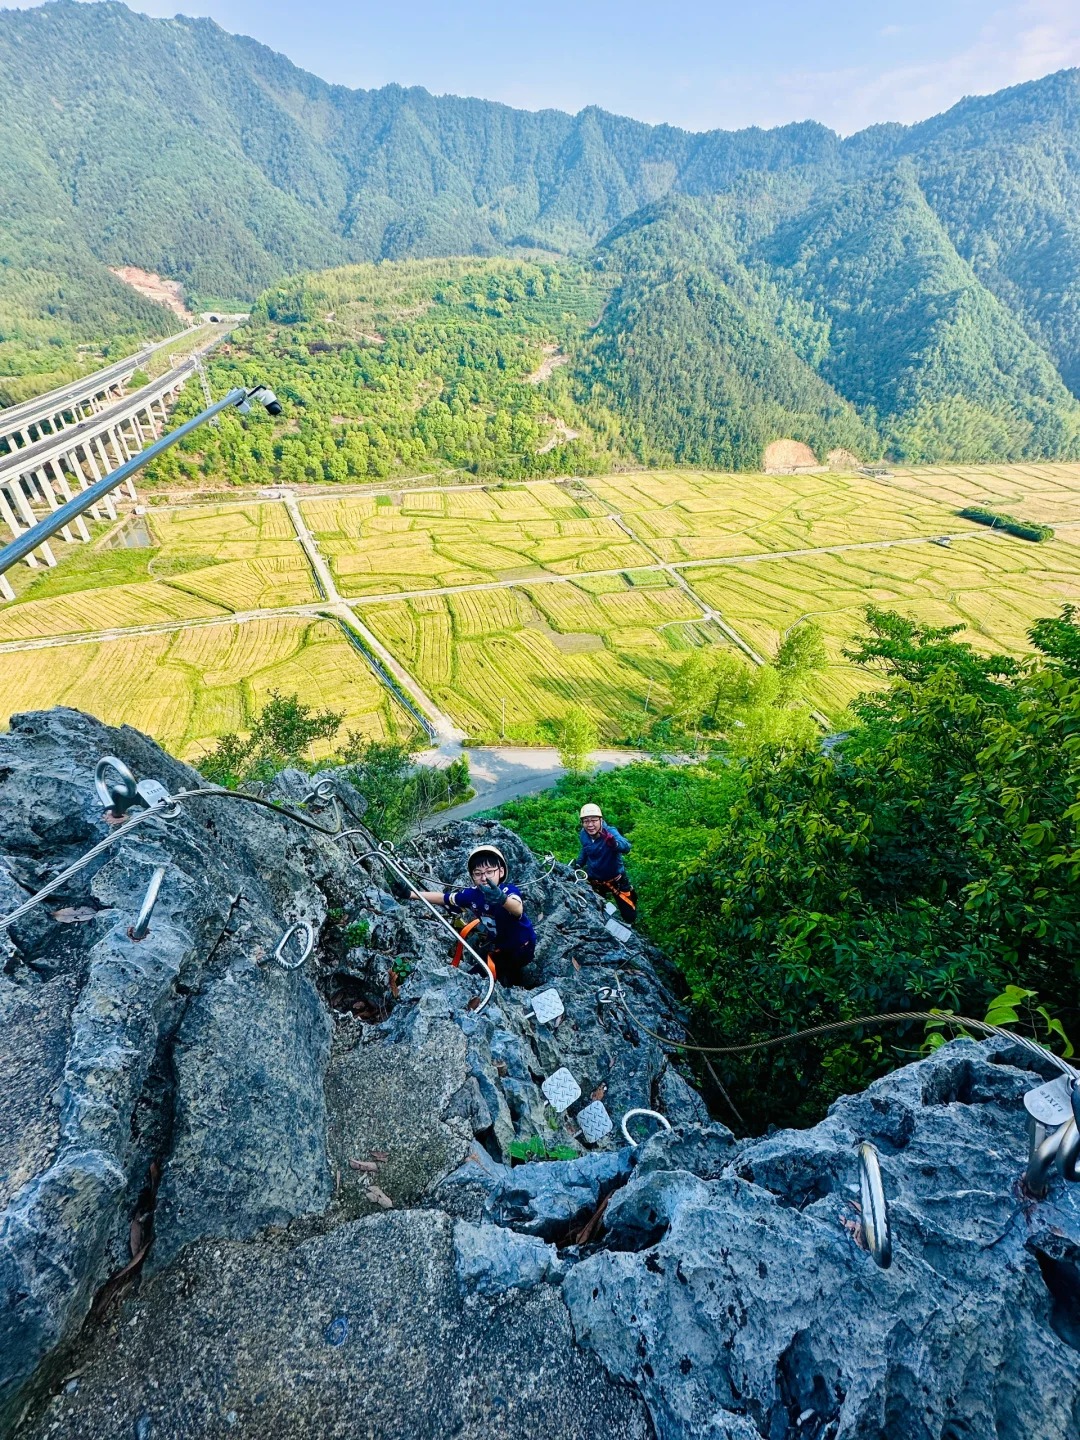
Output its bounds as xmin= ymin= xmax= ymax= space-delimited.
xmin=959 ymin=506 xmax=1054 ymax=542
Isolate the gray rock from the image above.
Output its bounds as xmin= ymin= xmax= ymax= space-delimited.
xmin=324 ymin=1011 xmax=473 ymax=1213
xmin=5 ymin=711 xmax=1080 ymax=1440
xmin=485 ymin=1148 xmax=634 ymax=1239
xmin=453 ymin=1219 xmax=565 ymax=1296
xmin=656 ymin=1064 xmax=712 ymax=1127
xmin=564 ymin=1042 xmax=1080 ymax=1440
xmin=635 ymin=1123 xmax=737 ymax=1181
xmin=152 ymin=958 xmax=334 ymax=1270
xmin=24 ymin=1212 xmax=650 ymax=1440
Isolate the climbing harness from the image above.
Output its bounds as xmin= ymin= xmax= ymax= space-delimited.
xmin=589 ymin=872 xmax=638 ymax=926
xmin=451 ymin=918 xmax=496 ymax=980
xmin=620 ymin=1108 xmax=672 ymax=1147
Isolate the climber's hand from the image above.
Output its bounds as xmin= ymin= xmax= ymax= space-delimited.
xmin=601 ymin=827 xmax=617 ymax=848
xmin=479 ymin=881 xmax=504 ymax=907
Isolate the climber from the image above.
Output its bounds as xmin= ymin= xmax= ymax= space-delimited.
xmin=574 ymin=803 xmax=637 ymax=924
xmin=409 ymin=844 xmax=537 ymax=987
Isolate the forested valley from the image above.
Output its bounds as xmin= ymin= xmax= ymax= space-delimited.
xmin=3 ymin=1 xmax=1080 ymax=467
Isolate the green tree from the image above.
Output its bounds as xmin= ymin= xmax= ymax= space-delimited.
xmin=198 ymin=691 xmax=343 ymax=787
xmin=774 ymin=620 xmax=828 ymax=700
xmin=556 ymin=707 xmax=599 ymax=772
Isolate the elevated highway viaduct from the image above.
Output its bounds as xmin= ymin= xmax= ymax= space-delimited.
xmin=0 ymin=359 xmax=198 ymax=597
xmin=0 ymin=323 xmax=240 ymax=598
xmin=0 ymin=328 xmax=209 ymax=455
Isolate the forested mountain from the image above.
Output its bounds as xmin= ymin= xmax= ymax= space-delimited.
xmin=3 ymin=0 xmax=1080 ymax=464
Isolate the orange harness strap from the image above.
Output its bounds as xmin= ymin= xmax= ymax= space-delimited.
xmin=452 ymin=918 xmax=497 ymax=979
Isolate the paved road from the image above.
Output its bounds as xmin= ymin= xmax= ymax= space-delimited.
xmin=0 ymin=358 xmax=198 ymax=486
xmin=0 ymin=326 xmax=219 ymax=438
xmin=0 ymin=524 xmax=1036 ymax=658
xmin=281 ymin=492 xmax=464 ymax=747
xmin=415 ymin=744 xmax=647 ymax=827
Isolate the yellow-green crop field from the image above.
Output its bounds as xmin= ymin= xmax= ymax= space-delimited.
xmin=3 ymin=462 xmax=1080 ymax=750
xmin=0 ymin=502 xmax=318 ymax=642
xmin=691 ymin=533 xmax=1080 ymax=713
xmin=587 ymin=469 xmax=982 ymax=560
xmin=884 ymin=461 xmax=1080 ymax=528
xmin=301 ymin=483 xmax=653 ymax=597
xmin=0 ymin=616 xmax=397 ymax=760
xmin=363 ymin=578 xmax=717 ymax=742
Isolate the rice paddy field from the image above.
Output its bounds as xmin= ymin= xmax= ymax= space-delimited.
xmin=0 ymin=502 xmax=318 ymax=641
xmin=0 ymin=617 xmax=398 ymax=760
xmin=2 ymin=460 xmax=1080 ymax=749
xmin=587 ymin=469 xmax=978 ymax=560
xmin=883 ymin=461 xmax=1080 ymax=528
xmin=690 ymin=532 xmax=1080 ymax=713
xmin=300 ymin=483 xmax=653 ymax=597
xmin=363 ymin=578 xmax=719 ymax=742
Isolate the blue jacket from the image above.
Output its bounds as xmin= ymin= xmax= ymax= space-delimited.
xmin=574 ymin=825 xmax=631 ymax=882
xmin=445 ymin=884 xmax=536 ymax=953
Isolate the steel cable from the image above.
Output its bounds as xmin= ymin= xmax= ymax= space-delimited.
xmin=0 ymin=802 xmax=171 ymax=931
xmin=607 ymin=982 xmax=1078 ymax=1081
xmin=0 ymin=784 xmax=346 ymax=934
xmin=334 ymin=828 xmax=495 ymax=1012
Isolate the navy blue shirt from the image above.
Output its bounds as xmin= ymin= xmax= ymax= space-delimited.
xmin=445 ymin=884 xmax=536 ymax=952
xmin=574 ymin=825 xmax=631 ymax=882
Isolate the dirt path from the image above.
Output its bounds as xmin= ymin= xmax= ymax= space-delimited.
xmin=525 ymin=344 xmax=569 ymax=385
xmin=281 ymin=492 xmax=463 ymax=747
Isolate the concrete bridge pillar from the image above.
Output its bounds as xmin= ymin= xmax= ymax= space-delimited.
xmin=0 ymin=482 xmax=55 ymax=566
xmin=32 ymin=469 xmax=77 ymax=544
xmin=49 ymin=459 xmax=93 ymax=539
xmin=0 ymin=488 xmax=36 ymax=567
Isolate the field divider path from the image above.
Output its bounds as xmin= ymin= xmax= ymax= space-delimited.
xmin=575 ymin=480 xmax=837 ymax=727
xmin=0 ymin=527 xmax=1025 ymax=655
xmin=280 ymin=491 xmax=463 ymax=749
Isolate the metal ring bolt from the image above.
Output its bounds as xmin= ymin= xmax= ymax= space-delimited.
xmin=94 ymin=756 xmax=139 ymax=815
xmin=620 ymin=1108 xmax=673 ymax=1147
xmin=273 ymin=921 xmax=315 ymax=971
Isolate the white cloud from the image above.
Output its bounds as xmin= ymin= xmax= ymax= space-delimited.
xmin=770 ymin=0 xmax=1080 ymax=134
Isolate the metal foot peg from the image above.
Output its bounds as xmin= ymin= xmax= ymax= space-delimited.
xmin=128 ymin=865 xmax=168 ymax=941
xmin=271 ymin=921 xmax=315 ymax=971
xmin=856 ymin=1142 xmax=892 ymax=1269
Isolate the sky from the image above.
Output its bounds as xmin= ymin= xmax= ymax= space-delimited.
xmin=23 ymin=0 xmax=1080 ymax=133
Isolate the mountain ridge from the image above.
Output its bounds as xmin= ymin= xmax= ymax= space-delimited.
xmin=2 ymin=1 xmax=1080 ymax=461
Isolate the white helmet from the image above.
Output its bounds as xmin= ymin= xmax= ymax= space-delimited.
xmin=467 ymin=845 xmax=506 ymax=875
xmin=579 ymin=803 xmax=603 ymax=820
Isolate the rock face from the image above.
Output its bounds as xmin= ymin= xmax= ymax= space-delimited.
xmin=1 ymin=709 xmax=1079 ymax=1439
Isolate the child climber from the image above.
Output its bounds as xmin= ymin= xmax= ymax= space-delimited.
xmin=410 ymin=844 xmax=537 ymax=987
xmin=574 ymin=803 xmax=637 ymax=924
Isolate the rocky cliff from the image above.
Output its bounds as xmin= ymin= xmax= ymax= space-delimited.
xmin=1 ymin=710 xmax=1078 ymax=1439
